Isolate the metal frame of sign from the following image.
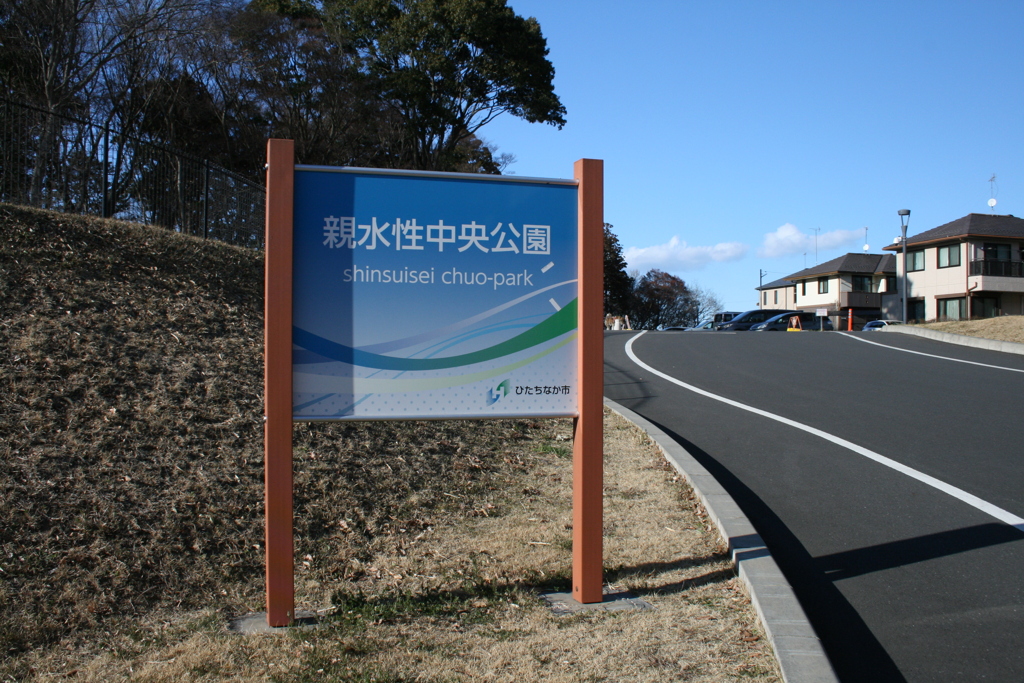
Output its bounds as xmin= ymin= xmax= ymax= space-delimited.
xmin=263 ymin=139 xmax=604 ymax=626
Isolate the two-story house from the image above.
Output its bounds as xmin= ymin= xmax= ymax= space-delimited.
xmin=882 ymin=213 xmax=1024 ymax=321
xmin=779 ymin=253 xmax=896 ymax=327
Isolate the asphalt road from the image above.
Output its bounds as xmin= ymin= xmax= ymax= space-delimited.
xmin=604 ymin=329 xmax=1024 ymax=682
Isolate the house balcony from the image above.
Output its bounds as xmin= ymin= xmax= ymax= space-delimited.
xmin=969 ymin=259 xmax=1024 ymax=277
xmin=840 ymin=291 xmax=881 ymax=308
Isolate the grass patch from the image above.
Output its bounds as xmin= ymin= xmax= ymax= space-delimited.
xmin=328 ymin=583 xmax=515 ymax=631
xmin=534 ymin=441 xmax=572 ymax=459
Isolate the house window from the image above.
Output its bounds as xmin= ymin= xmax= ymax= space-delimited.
xmin=907 ymin=250 xmax=925 ymax=272
xmin=763 ymin=292 xmax=767 ymax=305
xmin=937 ymin=297 xmax=965 ymax=320
xmin=909 ymin=299 xmax=925 ymax=322
xmin=983 ymin=243 xmax=1011 ymax=261
xmin=886 ymin=275 xmax=897 ymax=292
xmin=774 ymin=290 xmax=778 ymax=304
xmin=937 ymin=245 xmax=960 ymax=268
xmin=801 ymin=281 xmax=807 ymax=296
xmin=793 ymin=285 xmax=798 ymax=303
xmin=852 ymin=275 xmax=872 ymax=292
xmin=817 ymin=277 xmax=829 ymax=294
xmin=973 ymin=296 xmax=999 ymax=318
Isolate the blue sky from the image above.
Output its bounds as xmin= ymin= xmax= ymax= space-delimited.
xmin=486 ymin=1 xmax=1024 ymax=312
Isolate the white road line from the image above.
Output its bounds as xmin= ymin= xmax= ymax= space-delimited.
xmin=625 ymin=331 xmax=1024 ymax=532
xmin=839 ymin=332 xmax=1024 ymax=373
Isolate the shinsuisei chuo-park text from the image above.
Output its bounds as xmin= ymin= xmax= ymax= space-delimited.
xmin=322 ymin=215 xmax=554 ymax=289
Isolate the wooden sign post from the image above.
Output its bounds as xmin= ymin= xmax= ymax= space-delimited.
xmin=573 ymin=158 xmax=604 ymax=604
xmin=264 ymin=139 xmax=295 ymax=626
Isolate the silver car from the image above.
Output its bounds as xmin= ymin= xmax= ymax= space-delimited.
xmin=862 ymin=320 xmax=904 ymax=331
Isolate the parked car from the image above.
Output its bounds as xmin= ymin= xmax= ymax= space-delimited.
xmin=665 ymin=319 xmax=716 ymax=331
xmin=717 ymin=309 xmax=799 ymax=331
xmin=711 ymin=311 xmax=741 ymax=329
xmin=752 ymin=311 xmax=834 ymax=331
xmin=862 ymin=319 xmax=904 ymax=331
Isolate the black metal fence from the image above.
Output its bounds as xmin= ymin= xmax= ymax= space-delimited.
xmin=0 ymin=98 xmax=265 ymax=249
xmin=969 ymin=259 xmax=1024 ymax=278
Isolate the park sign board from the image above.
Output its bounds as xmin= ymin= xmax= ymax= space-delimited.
xmin=291 ymin=166 xmax=579 ymax=420
xmin=264 ymin=140 xmax=605 ymax=626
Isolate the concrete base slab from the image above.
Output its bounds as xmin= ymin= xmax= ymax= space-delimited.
xmin=229 ymin=610 xmax=319 ymax=633
xmin=540 ymin=588 xmax=654 ymax=616
xmin=886 ymin=325 xmax=1024 ymax=355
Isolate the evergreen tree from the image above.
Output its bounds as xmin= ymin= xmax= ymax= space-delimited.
xmin=323 ymin=0 xmax=565 ymax=171
xmin=603 ymin=223 xmax=633 ymax=316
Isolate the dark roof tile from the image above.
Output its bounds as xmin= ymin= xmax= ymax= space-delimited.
xmin=875 ymin=253 xmax=896 ymax=274
xmin=883 ymin=214 xmax=1024 ymax=250
xmin=757 ymin=278 xmax=794 ymax=291
xmin=785 ymin=253 xmax=894 ymax=280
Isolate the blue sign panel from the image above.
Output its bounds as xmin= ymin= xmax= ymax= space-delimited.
xmin=292 ymin=168 xmax=579 ymax=420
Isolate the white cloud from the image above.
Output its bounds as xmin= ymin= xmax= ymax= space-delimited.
xmin=758 ymin=223 xmax=862 ymax=258
xmin=624 ymin=236 xmax=749 ymax=272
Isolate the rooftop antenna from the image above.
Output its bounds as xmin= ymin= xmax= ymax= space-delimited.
xmin=988 ymin=174 xmax=998 ymax=212
xmin=863 ymin=226 xmax=869 ymax=253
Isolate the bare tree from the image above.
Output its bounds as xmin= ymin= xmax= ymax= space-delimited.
xmin=186 ymin=2 xmax=406 ymax=175
xmin=1 ymin=0 xmax=210 ymax=207
xmin=688 ymin=284 xmax=725 ymax=326
xmin=1 ymin=0 xmax=207 ymax=114
xmin=629 ymin=269 xmax=696 ymax=330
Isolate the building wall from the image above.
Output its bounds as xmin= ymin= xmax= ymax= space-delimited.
xmin=761 ymin=285 xmax=797 ymax=309
xmin=971 ymin=275 xmax=1024 ymax=295
xmin=889 ymin=251 xmax=958 ymax=320
xmin=880 ymin=293 xmax=901 ymax=319
xmin=792 ymin=276 xmax=839 ymax=310
xmin=897 ymin=244 xmax=967 ymax=320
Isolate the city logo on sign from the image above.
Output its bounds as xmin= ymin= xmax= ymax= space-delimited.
xmin=487 ymin=379 xmax=511 ymax=406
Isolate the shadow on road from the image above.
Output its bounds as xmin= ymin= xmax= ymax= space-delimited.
xmin=817 ymin=524 xmax=1024 ymax=581
xmin=647 ymin=419 xmax=908 ymax=683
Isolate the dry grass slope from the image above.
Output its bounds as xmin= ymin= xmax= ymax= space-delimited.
xmin=917 ymin=315 xmax=1024 ymax=344
xmin=1 ymin=204 xmax=266 ymax=646
xmin=0 ymin=205 xmax=780 ymax=682
xmin=0 ymin=205 xmax=546 ymax=666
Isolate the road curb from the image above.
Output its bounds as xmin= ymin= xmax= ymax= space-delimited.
xmin=604 ymin=398 xmax=839 ymax=683
xmin=884 ymin=324 xmax=1024 ymax=356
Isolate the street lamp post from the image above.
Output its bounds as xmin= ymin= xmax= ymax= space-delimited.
xmin=898 ymin=209 xmax=910 ymax=323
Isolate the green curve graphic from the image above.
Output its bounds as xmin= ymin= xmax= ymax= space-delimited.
xmin=294 ymin=333 xmax=577 ymax=395
xmin=293 ymin=298 xmax=578 ymax=371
